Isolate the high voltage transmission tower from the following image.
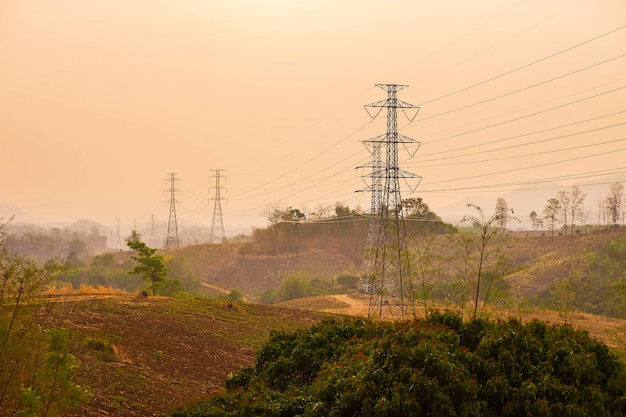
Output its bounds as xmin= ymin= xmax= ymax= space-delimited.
xmin=165 ymin=173 xmax=181 ymax=249
xmin=149 ymin=213 xmax=156 ymax=248
xmin=115 ymin=218 xmax=121 ymax=250
xmin=359 ymin=84 xmax=421 ymax=320
xmin=208 ymin=169 xmax=227 ymax=243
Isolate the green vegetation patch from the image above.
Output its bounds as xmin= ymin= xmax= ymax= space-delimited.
xmin=84 ymin=336 xmax=118 ymax=362
xmin=543 ymin=234 xmax=626 ymax=318
xmin=166 ymin=313 xmax=626 ymax=417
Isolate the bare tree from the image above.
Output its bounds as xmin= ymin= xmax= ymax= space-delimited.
xmin=263 ymin=202 xmax=287 ymax=227
xmin=605 ymin=182 xmax=624 ymax=227
xmin=582 ymin=209 xmax=591 ymax=234
xmin=557 ymin=190 xmax=571 ymax=235
xmin=263 ymin=202 xmax=306 ymax=226
xmin=309 ymin=203 xmax=333 ymax=221
xmin=596 ymin=198 xmax=606 ymax=229
xmin=529 ymin=211 xmax=541 ymax=231
xmin=462 ymin=204 xmax=508 ymax=319
xmin=569 ymin=186 xmax=586 ymax=236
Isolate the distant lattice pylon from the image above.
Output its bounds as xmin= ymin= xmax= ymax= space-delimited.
xmin=359 ymin=84 xmax=421 ymax=320
xmin=208 ymin=169 xmax=227 ymax=243
xmin=165 ymin=173 xmax=181 ymax=249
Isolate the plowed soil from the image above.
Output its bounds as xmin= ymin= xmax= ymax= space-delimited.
xmin=52 ymin=295 xmax=327 ymax=416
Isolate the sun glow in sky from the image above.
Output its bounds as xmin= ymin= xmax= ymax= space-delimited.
xmin=1 ymin=0 xmax=625 ymax=236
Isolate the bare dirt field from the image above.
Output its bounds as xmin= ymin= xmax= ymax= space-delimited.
xmin=51 ymin=295 xmax=327 ymax=416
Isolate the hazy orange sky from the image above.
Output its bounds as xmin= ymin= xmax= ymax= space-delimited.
xmin=1 ymin=0 xmax=625 ymax=236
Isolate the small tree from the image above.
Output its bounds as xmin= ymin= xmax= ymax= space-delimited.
xmin=443 ymin=234 xmax=475 ymax=317
xmin=605 ymin=182 xmax=624 ymax=227
xmin=334 ymin=203 xmax=353 ymax=218
xmin=462 ymin=204 xmax=512 ymax=319
xmin=263 ymin=203 xmax=306 ymax=226
xmin=543 ymin=198 xmax=561 ymax=237
xmin=529 ymin=211 xmax=539 ymax=231
xmin=557 ymin=190 xmax=571 ymax=235
xmin=410 ymin=235 xmax=442 ymax=315
xmin=280 ymin=274 xmax=310 ymax=301
xmin=569 ymin=185 xmax=586 ymax=235
xmin=126 ymin=231 xmax=169 ymax=295
xmin=22 ymin=329 xmax=91 ymax=417
xmin=402 ymin=197 xmax=439 ymax=220
xmin=494 ymin=198 xmax=510 ymax=231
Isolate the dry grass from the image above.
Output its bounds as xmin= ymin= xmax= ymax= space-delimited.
xmin=46 ymin=282 xmax=131 ymax=296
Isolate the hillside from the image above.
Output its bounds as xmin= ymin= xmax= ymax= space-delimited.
xmin=167 ymin=228 xmax=626 ymax=319
xmin=166 ymin=243 xmax=361 ymax=300
xmin=44 ymin=295 xmax=328 ymax=416
xmin=20 ymin=291 xmax=626 ymax=416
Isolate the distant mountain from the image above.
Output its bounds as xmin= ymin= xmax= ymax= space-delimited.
xmin=0 ymin=202 xmax=33 ymax=223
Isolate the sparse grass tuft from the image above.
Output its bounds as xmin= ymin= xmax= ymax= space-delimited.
xmin=84 ymin=337 xmax=118 ymax=362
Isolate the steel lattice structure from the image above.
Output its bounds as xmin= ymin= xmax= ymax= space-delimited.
xmin=165 ymin=173 xmax=181 ymax=249
xmin=209 ymin=169 xmax=226 ymax=243
xmin=360 ymin=84 xmax=421 ymax=319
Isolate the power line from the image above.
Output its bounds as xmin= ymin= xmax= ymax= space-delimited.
xmin=419 ymin=167 xmax=626 ymax=194
xmin=420 ymin=85 xmax=626 ymax=149
xmin=415 ymin=110 xmax=626 ymax=162
xmin=224 ymin=1 xmax=529 ymax=207
xmin=225 ymin=81 xmax=624 ymax=211
xmin=416 ymin=53 xmax=626 ymax=123
xmin=227 ymin=149 xmax=368 ymax=202
xmin=228 ymin=118 xmax=377 ymax=199
xmin=189 ymin=33 xmax=624 ymax=222
xmin=408 ymin=0 xmax=589 ymax=93
xmin=419 ymin=136 xmax=626 ymax=168
xmin=221 ymin=56 xmax=624 ymax=211
xmin=412 ymin=121 xmax=626 ymax=167
xmin=228 ymin=89 xmax=625 ymax=211
xmin=384 ymin=0 xmax=527 ymax=82
xmin=419 ymin=25 xmax=625 ymax=106
xmin=424 ymin=147 xmax=626 ymax=187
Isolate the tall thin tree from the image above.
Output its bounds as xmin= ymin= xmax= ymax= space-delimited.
xmin=569 ymin=186 xmax=586 ymax=236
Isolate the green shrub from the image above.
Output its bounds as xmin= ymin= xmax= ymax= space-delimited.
xmin=165 ymin=315 xmax=626 ymax=417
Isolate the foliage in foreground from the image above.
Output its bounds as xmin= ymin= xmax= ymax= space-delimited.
xmin=166 ymin=313 xmax=626 ymax=417
xmin=0 ymin=218 xmax=90 ymax=416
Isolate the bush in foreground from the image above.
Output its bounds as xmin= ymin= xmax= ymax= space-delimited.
xmin=166 ymin=313 xmax=626 ymax=417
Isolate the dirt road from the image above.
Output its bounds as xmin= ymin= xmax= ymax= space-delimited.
xmin=322 ymin=294 xmax=369 ymax=316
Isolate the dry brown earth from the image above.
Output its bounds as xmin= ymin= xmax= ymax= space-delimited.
xmin=52 ymin=295 xmax=327 ymax=416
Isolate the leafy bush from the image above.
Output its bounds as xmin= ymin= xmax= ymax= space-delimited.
xmin=336 ymin=274 xmax=360 ymax=290
xmin=165 ymin=314 xmax=626 ymax=416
